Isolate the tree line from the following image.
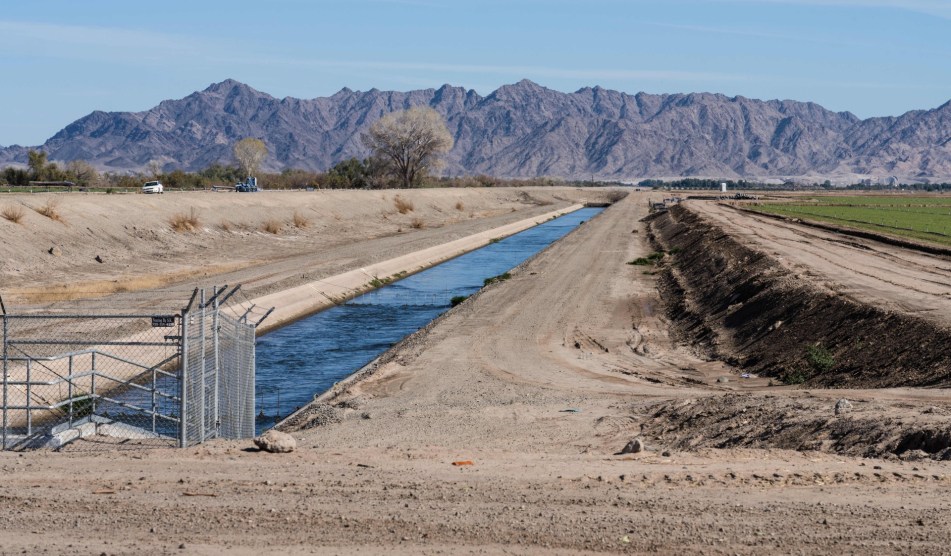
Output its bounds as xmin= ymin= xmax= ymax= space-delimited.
xmin=1 ymin=108 xmax=621 ymax=190
xmin=0 ymin=153 xmax=616 ymax=191
xmin=639 ymin=178 xmax=951 ymax=191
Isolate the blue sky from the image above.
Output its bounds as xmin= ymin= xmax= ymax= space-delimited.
xmin=1 ymin=0 xmax=949 ymax=146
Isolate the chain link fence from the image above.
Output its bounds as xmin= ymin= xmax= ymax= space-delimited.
xmin=1 ymin=286 xmax=268 ymax=450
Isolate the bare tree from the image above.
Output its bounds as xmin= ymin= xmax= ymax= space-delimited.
xmin=145 ymin=159 xmax=162 ymax=179
xmin=233 ymin=138 xmax=268 ymax=177
xmin=66 ymin=160 xmax=99 ymax=187
xmin=361 ymin=107 xmax=453 ymax=188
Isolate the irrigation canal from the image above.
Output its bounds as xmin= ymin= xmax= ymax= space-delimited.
xmin=254 ymin=206 xmax=604 ymax=432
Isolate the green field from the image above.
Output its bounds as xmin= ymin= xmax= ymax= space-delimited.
xmin=751 ymin=196 xmax=951 ymax=247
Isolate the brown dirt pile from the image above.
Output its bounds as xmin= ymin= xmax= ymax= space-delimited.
xmin=649 ymin=204 xmax=951 ymax=388
xmin=640 ymin=393 xmax=951 ymax=460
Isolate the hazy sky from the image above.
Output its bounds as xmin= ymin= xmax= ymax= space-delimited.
xmin=1 ymin=0 xmax=949 ymax=146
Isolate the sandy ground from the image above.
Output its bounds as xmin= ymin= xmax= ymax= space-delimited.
xmin=0 ymin=187 xmax=606 ymax=314
xmin=0 ymin=190 xmax=950 ymax=554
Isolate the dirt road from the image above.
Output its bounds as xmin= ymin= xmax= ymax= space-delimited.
xmin=2 ymin=192 xmax=950 ymax=554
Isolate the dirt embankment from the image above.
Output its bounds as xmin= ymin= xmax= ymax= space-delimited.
xmin=648 ymin=203 xmax=951 ymax=388
xmin=0 ymin=187 xmax=617 ymax=313
xmin=640 ymin=393 xmax=951 ymax=461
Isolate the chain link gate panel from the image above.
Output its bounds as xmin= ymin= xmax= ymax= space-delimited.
xmin=1 ymin=286 xmax=267 ymax=450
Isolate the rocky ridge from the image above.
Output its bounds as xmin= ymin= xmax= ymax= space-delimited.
xmin=1 ymin=79 xmax=949 ymax=181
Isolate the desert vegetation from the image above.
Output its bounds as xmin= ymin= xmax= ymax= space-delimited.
xmin=361 ymin=107 xmax=453 ymax=189
xmin=34 ymin=198 xmax=64 ymax=222
xmin=1 ymin=204 xmax=25 ymax=223
xmin=168 ymin=208 xmax=201 ymax=232
xmin=1 ymin=151 xmax=624 ymax=193
xmin=393 ymin=195 xmax=414 ymax=214
xmin=292 ymin=211 xmax=310 ymax=229
xmin=262 ymin=218 xmax=283 ymax=234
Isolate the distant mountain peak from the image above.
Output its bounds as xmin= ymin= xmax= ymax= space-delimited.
xmin=204 ymin=78 xmax=244 ymax=91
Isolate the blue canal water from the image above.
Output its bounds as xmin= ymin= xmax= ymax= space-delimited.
xmin=253 ymin=206 xmax=603 ymax=432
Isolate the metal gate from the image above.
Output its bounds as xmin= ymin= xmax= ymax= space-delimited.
xmin=1 ymin=286 xmax=269 ymax=450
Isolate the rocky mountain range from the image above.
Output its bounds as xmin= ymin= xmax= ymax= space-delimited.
xmin=2 ymin=79 xmax=950 ymax=181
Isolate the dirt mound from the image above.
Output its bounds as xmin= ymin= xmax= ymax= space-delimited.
xmin=641 ymin=393 xmax=951 ymax=460
xmin=649 ymin=204 xmax=951 ymax=388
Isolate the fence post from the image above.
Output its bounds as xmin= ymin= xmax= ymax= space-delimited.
xmin=152 ymin=367 xmax=157 ymax=435
xmin=212 ymin=286 xmax=220 ymax=438
xmin=67 ymin=355 xmax=74 ymax=427
xmin=90 ymin=352 xmax=96 ymax=417
xmin=199 ymin=289 xmax=206 ymax=443
xmin=2 ymin=314 xmax=7 ymax=450
xmin=25 ymin=359 xmax=31 ymax=437
xmin=180 ymin=307 xmax=189 ymax=448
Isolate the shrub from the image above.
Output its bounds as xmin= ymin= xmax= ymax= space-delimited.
xmin=262 ymin=218 xmax=283 ymax=234
xmin=169 ymin=208 xmax=201 ymax=232
xmin=292 ymin=210 xmax=310 ymax=228
xmin=483 ymin=272 xmax=511 ymax=286
xmin=35 ymin=198 xmax=63 ymax=222
xmin=450 ymin=295 xmax=468 ymax=307
xmin=780 ymin=370 xmax=810 ymax=385
xmin=219 ymin=220 xmax=233 ymax=232
xmin=394 ymin=195 xmax=414 ymax=214
xmin=455 ymin=201 xmax=464 ymax=211
xmin=410 ymin=217 xmax=425 ymax=229
xmin=1 ymin=204 xmax=25 ymax=224
xmin=806 ymin=344 xmax=835 ymax=373
xmin=627 ymin=252 xmax=666 ymax=266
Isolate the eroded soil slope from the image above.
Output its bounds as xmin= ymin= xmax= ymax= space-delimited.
xmin=649 ymin=203 xmax=951 ymax=388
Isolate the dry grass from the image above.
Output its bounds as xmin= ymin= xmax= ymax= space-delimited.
xmin=2 ymin=204 xmax=25 ymax=224
xmin=12 ymin=263 xmax=252 ymax=303
xmin=410 ymin=217 xmax=425 ymax=229
xmin=35 ymin=198 xmax=64 ymax=222
xmin=394 ymin=195 xmax=414 ymax=214
xmin=169 ymin=208 xmax=201 ymax=232
xmin=262 ymin=218 xmax=283 ymax=234
xmin=455 ymin=201 xmax=465 ymax=211
xmin=292 ymin=210 xmax=310 ymax=229
xmin=219 ymin=220 xmax=234 ymax=232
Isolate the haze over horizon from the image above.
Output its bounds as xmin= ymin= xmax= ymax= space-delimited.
xmin=2 ymin=0 xmax=950 ymax=147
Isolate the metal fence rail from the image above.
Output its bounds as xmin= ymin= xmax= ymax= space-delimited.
xmin=0 ymin=286 xmax=268 ymax=450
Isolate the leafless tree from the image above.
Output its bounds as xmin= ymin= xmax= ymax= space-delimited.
xmin=233 ymin=138 xmax=268 ymax=177
xmin=66 ymin=160 xmax=99 ymax=186
xmin=145 ymin=159 xmax=162 ymax=179
xmin=361 ymin=107 xmax=453 ymax=188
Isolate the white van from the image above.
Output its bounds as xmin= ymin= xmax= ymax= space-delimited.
xmin=142 ymin=181 xmax=164 ymax=194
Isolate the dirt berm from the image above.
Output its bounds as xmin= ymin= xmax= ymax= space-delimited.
xmin=648 ymin=203 xmax=951 ymax=388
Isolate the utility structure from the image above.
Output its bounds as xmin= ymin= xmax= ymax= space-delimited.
xmin=0 ymin=286 xmax=272 ymax=450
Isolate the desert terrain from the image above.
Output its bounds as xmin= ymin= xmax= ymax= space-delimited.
xmin=0 ymin=187 xmax=950 ymax=554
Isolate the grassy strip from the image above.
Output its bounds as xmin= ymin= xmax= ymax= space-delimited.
xmin=752 ymin=203 xmax=951 ymax=247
